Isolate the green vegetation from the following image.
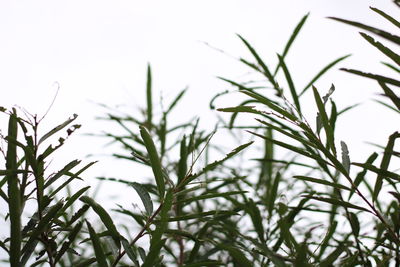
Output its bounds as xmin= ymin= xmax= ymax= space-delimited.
xmin=1 ymin=3 xmax=400 ymax=266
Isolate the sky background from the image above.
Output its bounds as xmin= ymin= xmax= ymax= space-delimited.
xmin=0 ymin=1 xmax=398 ymax=210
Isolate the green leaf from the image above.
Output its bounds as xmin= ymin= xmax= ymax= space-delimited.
xmin=293 ymin=176 xmax=351 ymax=191
xmin=183 ymin=261 xmax=224 ymax=267
xmin=277 ymin=54 xmax=301 ymax=112
xmin=54 ymin=221 xmax=83 ymax=263
xmin=349 ymin=212 xmax=360 ymax=237
xmin=6 ymin=110 xmax=21 ymax=267
xmin=79 ymin=196 xmax=121 ymax=248
xmin=304 ymin=196 xmax=370 ymax=212
xmin=177 ymin=191 xmax=247 ymax=205
xmin=313 ymin=86 xmax=336 ymax=155
xmin=217 ymin=243 xmax=253 ymax=267
xmin=165 ymin=87 xmax=187 ymax=114
xmin=300 ymin=55 xmax=350 ymax=96
xmin=341 ymin=68 xmax=400 ymax=87
xmin=164 ymin=210 xmax=238 ymax=222
xmin=38 ymin=113 xmax=78 ymax=145
xmin=131 ymin=182 xmax=153 ymax=216
xmin=49 ymin=161 xmax=96 ymax=198
xmin=349 ymin=152 xmax=378 ymax=200
xmin=274 ymin=13 xmax=309 ymax=76
xmin=370 ymin=7 xmax=400 ymax=29
xmin=180 ymin=141 xmax=252 ymax=188
xmin=142 ymin=190 xmax=173 ymax=267
xmin=217 ymin=105 xmax=262 ymax=115
xmin=146 ymin=64 xmax=153 ymax=129
xmin=121 ymin=238 xmax=139 ymax=266
xmin=86 ymin=221 xmax=109 ymax=267
xmin=341 ymin=141 xmax=351 ymax=174
xmin=57 ymin=186 xmax=90 ymax=218
xmin=328 ymin=16 xmax=400 ymax=45
xmin=139 ymin=125 xmax=166 ymax=200
xmin=360 ymin=32 xmax=400 ymax=66
xmin=247 ymin=198 xmax=265 ymax=243
xmin=21 ymin=201 xmax=64 ymax=266
xmin=44 ymin=159 xmax=81 ymax=188
xmin=237 ymin=34 xmax=279 ymax=89
xmin=373 ymin=132 xmax=400 ymax=202
xmin=243 ymin=90 xmax=299 ymax=121
xmin=267 ymin=172 xmax=281 ymax=219
xmin=382 ymin=61 xmax=400 ymax=73
xmin=379 ymin=81 xmax=400 ymax=111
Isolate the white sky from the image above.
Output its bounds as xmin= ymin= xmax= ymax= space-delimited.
xmin=0 ymin=0 xmax=398 ymax=216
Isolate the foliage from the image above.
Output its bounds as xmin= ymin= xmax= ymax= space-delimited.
xmin=1 ymin=2 xmax=400 ymax=266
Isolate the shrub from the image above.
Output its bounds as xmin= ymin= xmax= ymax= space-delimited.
xmin=1 ymin=3 xmax=399 ymax=266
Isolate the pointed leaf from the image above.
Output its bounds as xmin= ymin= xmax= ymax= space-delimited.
xmin=86 ymin=221 xmax=109 ymax=267
xmin=131 ymin=182 xmax=153 ymax=216
xmin=79 ymin=196 xmax=121 ymax=248
xmin=139 ymin=125 xmax=166 ymax=200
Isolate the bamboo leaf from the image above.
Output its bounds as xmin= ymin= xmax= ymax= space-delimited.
xmin=274 ymin=13 xmax=309 ymax=75
xmin=382 ymin=61 xmax=400 ymax=73
xmin=278 ymin=54 xmax=301 ymax=112
xmin=240 ymin=90 xmax=298 ymax=121
xmin=267 ymin=172 xmax=281 ymax=219
xmin=218 ymin=105 xmax=262 ymax=115
xmin=341 ymin=68 xmax=400 ymax=87
xmin=44 ymin=159 xmax=81 ymax=188
xmin=379 ymin=81 xmax=400 ymax=111
xmin=143 ymin=190 xmax=173 ymax=267
xmin=237 ymin=34 xmax=279 ymax=89
xmin=181 ymin=142 xmax=253 ymax=187
xmin=183 ymin=261 xmax=224 ymax=267
xmin=57 ymin=186 xmax=90 ymax=218
xmin=121 ymin=238 xmax=139 ymax=266
xmin=177 ymin=191 xmax=247 ymax=205
xmin=349 ymin=212 xmax=360 ymax=237
xmin=21 ymin=201 xmax=64 ymax=265
xmin=247 ymin=198 xmax=265 ymax=243
xmin=360 ymin=32 xmax=400 ymax=66
xmin=54 ymin=221 xmax=83 ymax=263
xmin=370 ymin=7 xmax=400 ymax=29
xmin=313 ymin=86 xmax=336 ymax=155
xmin=140 ymin=125 xmax=166 ymax=200
xmin=217 ymin=243 xmax=253 ymax=267
xmin=79 ymin=196 xmax=121 ymax=248
xmin=165 ymin=87 xmax=187 ymax=114
xmin=373 ymin=131 xmax=400 ymax=202
xmin=164 ymin=210 xmax=238 ymax=222
xmin=86 ymin=221 xmax=109 ymax=267
xmin=300 ymin=55 xmax=350 ymax=96
xmin=146 ymin=64 xmax=153 ymax=129
xmin=304 ymin=196 xmax=370 ymax=212
xmin=349 ymin=152 xmax=378 ymax=199
xmin=328 ymin=16 xmax=400 ymax=45
xmin=131 ymin=182 xmax=153 ymax=216
xmin=38 ymin=114 xmax=78 ymax=145
xmin=293 ymin=176 xmax=351 ymax=191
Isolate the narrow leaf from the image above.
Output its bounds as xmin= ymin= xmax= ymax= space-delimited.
xmin=38 ymin=114 xmax=78 ymax=145
xmin=328 ymin=16 xmax=400 ymax=45
xmin=79 ymin=196 xmax=121 ymax=248
xmin=86 ymin=221 xmax=109 ymax=267
xmin=140 ymin=125 xmax=166 ymax=200
xmin=131 ymin=182 xmax=153 ymax=215
xmin=341 ymin=141 xmax=351 ymax=174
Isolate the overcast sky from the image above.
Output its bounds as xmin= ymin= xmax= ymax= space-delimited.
xmin=0 ymin=1 xmax=398 ymax=203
